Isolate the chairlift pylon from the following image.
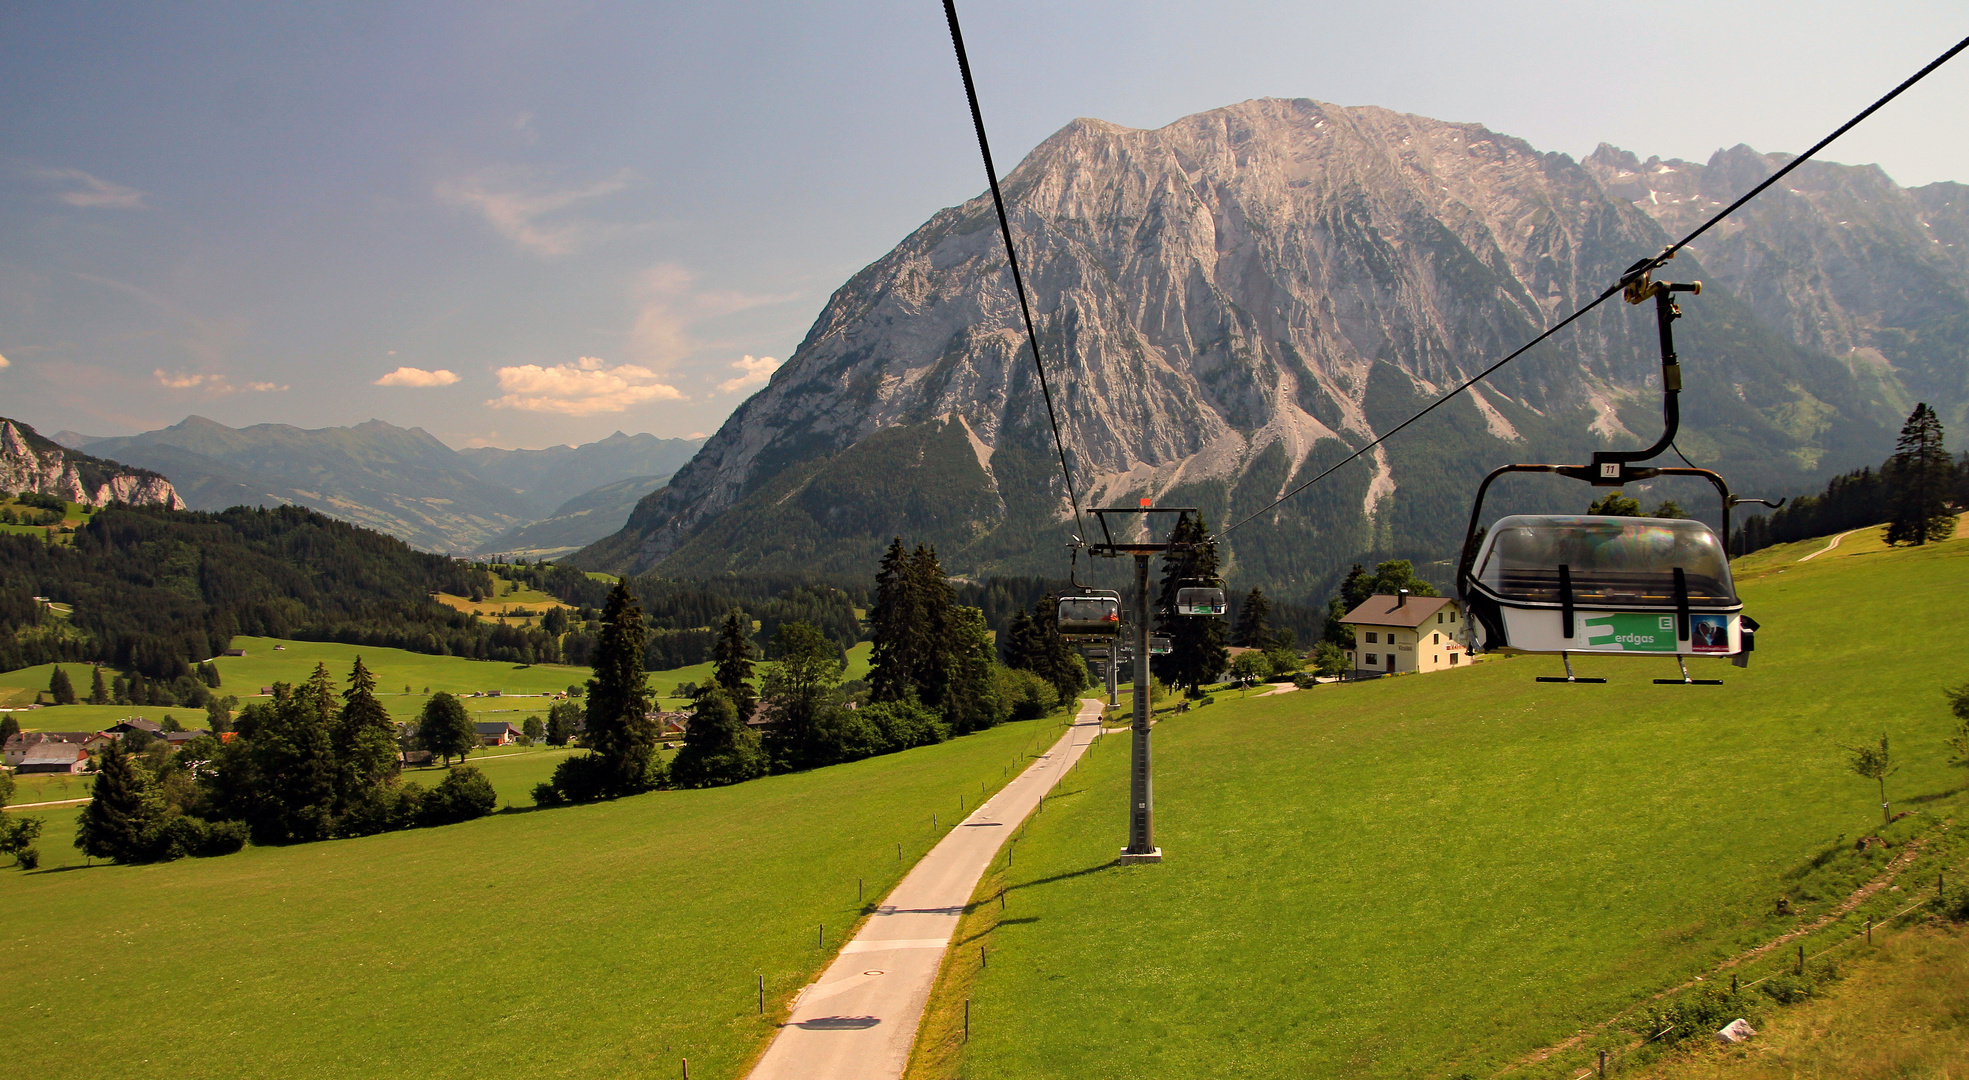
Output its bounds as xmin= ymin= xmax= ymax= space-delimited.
xmin=1455 ymin=267 xmax=1780 ymax=684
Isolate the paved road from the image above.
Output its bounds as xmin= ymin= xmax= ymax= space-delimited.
xmin=746 ymin=698 xmax=1107 ymax=1080
xmin=1798 ymin=526 xmax=1863 ymax=562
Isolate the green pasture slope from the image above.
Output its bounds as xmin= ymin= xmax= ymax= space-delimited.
xmin=0 ymin=639 xmax=873 ymax=730
xmin=933 ymin=530 xmax=1969 ymax=1080
xmin=0 ymin=709 xmax=1071 ymax=1080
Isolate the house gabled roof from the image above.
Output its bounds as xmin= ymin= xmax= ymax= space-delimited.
xmin=1338 ymin=593 xmax=1456 ymax=629
xmin=473 ymin=721 xmax=521 ymax=735
xmin=20 ymin=743 xmax=86 ymax=764
xmin=4 ymin=731 xmax=100 ymax=751
xmin=108 ymin=718 xmax=163 ymax=734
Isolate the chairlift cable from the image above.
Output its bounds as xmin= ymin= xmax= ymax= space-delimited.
xmin=1223 ymin=32 xmax=1969 ymax=536
xmin=943 ymin=0 xmax=1086 ymax=541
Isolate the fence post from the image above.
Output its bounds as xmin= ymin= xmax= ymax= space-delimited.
xmin=759 ymin=974 xmax=764 ymax=1015
xmin=682 ymin=1060 xmax=689 ymax=1080
xmin=1731 ymin=973 xmax=1738 ymax=994
xmin=1597 ymin=1049 xmax=1606 ymax=1077
xmin=965 ymin=998 xmax=970 ymax=1042
xmin=1796 ymin=944 xmax=1804 ymax=975
xmin=1866 ymin=918 xmax=1872 ymax=945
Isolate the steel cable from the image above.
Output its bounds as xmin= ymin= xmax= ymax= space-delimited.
xmin=943 ymin=0 xmax=1086 ymax=539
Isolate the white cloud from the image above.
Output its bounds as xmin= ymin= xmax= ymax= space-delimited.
xmin=153 ymin=370 xmax=284 ymax=393
xmin=717 ymin=354 xmax=781 ymax=394
xmin=375 ymin=366 xmax=460 ymax=387
xmin=0 ymin=353 xmax=10 ymax=369
xmin=488 ymin=356 xmax=685 ymax=416
xmin=435 ymin=168 xmax=633 ymax=256
xmin=33 ymin=167 xmax=146 ymax=209
xmin=155 ymin=369 xmax=224 ymax=391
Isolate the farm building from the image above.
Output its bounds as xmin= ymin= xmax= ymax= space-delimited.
xmin=3 ymin=731 xmax=109 ymax=767
xmin=105 ymin=718 xmax=164 ymax=738
xmin=1339 ymin=592 xmax=1469 ymax=676
xmin=475 ymin=721 xmax=522 ymax=746
xmin=17 ymin=742 xmax=89 ymax=774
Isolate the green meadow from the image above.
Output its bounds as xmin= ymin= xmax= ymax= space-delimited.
xmin=919 ymin=530 xmax=1969 ymax=1080
xmin=0 ymin=638 xmax=873 ymax=728
xmin=0 ymin=709 xmax=1072 ymax=1080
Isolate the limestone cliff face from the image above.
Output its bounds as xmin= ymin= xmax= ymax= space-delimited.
xmin=588 ymin=99 xmax=1924 ymax=587
xmin=1584 ymin=144 xmax=1969 ymax=420
xmin=0 ymin=418 xmax=184 ymax=509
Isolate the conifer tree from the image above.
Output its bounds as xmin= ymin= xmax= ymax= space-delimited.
xmin=712 ymin=610 xmax=757 ymax=716
xmin=583 ymin=579 xmax=659 ymax=794
xmin=48 ymin=666 xmax=75 ymax=706
xmin=250 ymin=683 xmax=338 ymax=842
xmin=1031 ymin=596 xmax=1089 ymax=703
xmin=868 ymin=538 xmax=918 ymax=703
xmin=1154 ymin=515 xmax=1230 ymax=694
xmin=333 ymin=657 xmax=400 ymax=809
xmin=905 ymin=544 xmax=956 ymax=708
xmin=88 ymin=665 xmax=109 ymax=705
xmin=1884 ymin=403 xmax=1956 ymax=546
xmin=75 ymin=738 xmax=149 ymax=862
xmin=1231 ymin=588 xmax=1272 ymax=648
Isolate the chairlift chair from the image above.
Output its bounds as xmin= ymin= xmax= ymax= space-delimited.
xmin=1148 ymin=634 xmax=1172 ymax=656
xmin=1056 ymin=590 xmax=1123 ymax=639
xmin=1174 ymin=587 xmax=1226 ymax=616
xmin=1454 ymin=267 xmax=1778 ymax=685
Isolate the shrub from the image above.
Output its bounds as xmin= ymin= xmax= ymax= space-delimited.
xmin=531 ymin=782 xmax=565 ymax=807
xmin=422 ymin=766 xmax=497 ymax=825
xmin=995 ymin=667 xmax=1056 ymax=721
xmin=193 ymin=819 xmax=248 ymax=857
xmin=1293 ymin=672 xmax=1318 ymax=689
xmin=862 ymin=700 xmax=948 ymax=755
xmin=1759 ymin=974 xmax=1813 ymax=1004
xmin=546 ymin=753 xmax=615 ymax=803
xmin=1632 ymin=985 xmax=1754 ymax=1045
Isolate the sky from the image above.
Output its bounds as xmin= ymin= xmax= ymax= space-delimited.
xmin=2 ymin=1 xmax=1964 ymax=451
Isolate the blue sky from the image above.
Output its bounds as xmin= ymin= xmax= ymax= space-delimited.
xmin=2 ymin=1 xmax=1964 ymax=450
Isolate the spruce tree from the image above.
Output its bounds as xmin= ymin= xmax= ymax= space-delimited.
xmin=1154 ymin=515 xmax=1230 ymax=694
xmin=941 ymin=607 xmax=1003 ymax=734
xmin=1231 ymin=588 xmax=1272 ymax=648
xmin=905 ymin=544 xmax=956 ymax=708
xmin=333 ymin=657 xmax=400 ymax=810
xmin=75 ymin=738 xmax=149 ymax=862
xmin=583 ymin=580 xmax=659 ymax=795
xmin=250 ymin=684 xmax=338 ymax=843
xmin=48 ymin=666 xmax=75 ymax=706
xmin=712 ymin=610 xmax=758 ymax=716
xmin=868 ymin=538 xmax=918 ymax=703
xmin=1884 ymin=403 xmax=1956 ymax=546
xmin=88 ymin=665 xmax=109 ymax=705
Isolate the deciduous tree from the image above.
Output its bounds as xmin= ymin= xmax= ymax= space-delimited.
xmin=417 ymin=692 xmax=477 ymax=766
xmin=669 ymin=687 xmax=766 ymax=787
xmin=1846 ymin=733 xmax=1898 ymax=825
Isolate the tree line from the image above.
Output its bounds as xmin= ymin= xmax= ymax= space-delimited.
xmin=1733 ymin=403 xmax=1967 ymax=555
xmin=66 ymin=657 xmax=498 ymax=865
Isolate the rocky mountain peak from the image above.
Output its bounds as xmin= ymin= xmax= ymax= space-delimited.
xmin=0 ymin=417 xmax=184 ymax=509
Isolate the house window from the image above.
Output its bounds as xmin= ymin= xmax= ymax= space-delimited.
xmin=1433 ymin=633 xmax=1440 ymax=644
xmin=1450 ymin=610 xmax=1458 ymax=622
xmin=1433 ymin=654 xmax=1440 ymax=665
xmin=1437 ymin=612 xmax=1444 ymax=624
xmin=1365 ymin=631 xmax=1378 ymax=644
xmin=1450 ymin=653 xmax=1459 ymax=665
xmin=1366 ymin=653 xmax=1378 ymax=665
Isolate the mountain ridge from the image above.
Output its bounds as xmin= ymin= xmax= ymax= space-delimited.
xmin=577 ymin=98 xmax=1929 ymax=593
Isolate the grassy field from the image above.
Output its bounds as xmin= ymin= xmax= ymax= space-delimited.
xmin=911 ymin=530 xmax=1969 ymax=1080
xmin=0 ymin=707 xmax=1074 ymax=1080
xmin=0 ymin=638 xmax=873 ymax=730
xmin=1631 ymin=921 xmax=1969 ymax=1079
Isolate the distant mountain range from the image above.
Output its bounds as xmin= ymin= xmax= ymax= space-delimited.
xmin=56 ymin=418 xmax=701 ymax=554
xmin=572 ymin=98 xmax=1967 ymax=596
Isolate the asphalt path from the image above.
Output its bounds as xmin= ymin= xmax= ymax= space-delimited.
xmin=745 ymin=697 xmax=1107 ymax=1080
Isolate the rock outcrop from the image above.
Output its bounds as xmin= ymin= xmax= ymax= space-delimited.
xmin=0 ymin=418 xmax=184 ymax=509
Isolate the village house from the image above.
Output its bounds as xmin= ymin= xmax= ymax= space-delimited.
xmin=1339 ymin=591 xmax=1469 ymax=676
xmin=104 ymin=718 xmax=164 ymax=738
xmin=3 ymin=730 xmax=110 ymax=767
xmin=475 ymin=721 xmax=523 ymax=746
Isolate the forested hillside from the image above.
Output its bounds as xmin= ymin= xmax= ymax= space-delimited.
xmin=0 ymin=504 xmax=551 ymax=678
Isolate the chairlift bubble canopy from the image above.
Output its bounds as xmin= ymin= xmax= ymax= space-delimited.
xmin=1175 ymin=587 xmax=1226 ymax=616
xmin=1057 ymin=594 xmax=1122 ymax=637
xmin=1465 ymin=514 xmax=1745 ymax=656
